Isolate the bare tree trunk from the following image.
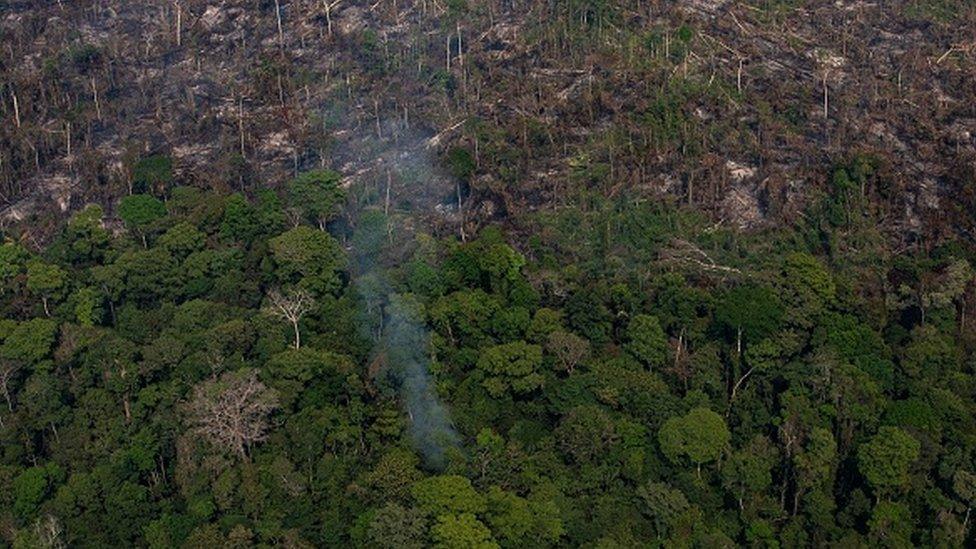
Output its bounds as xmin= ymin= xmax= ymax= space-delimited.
xmin=728 ymin=365 xmax=756 ymax=415
xmin=267 ymin=288 xmax=314 ymax=349
xmin=457 ymin=179 xmax=466 ymax=242
xmin=0 ymin=369 xmax=13 ymax=411
xmin=374 ymin=98 xmax=382 ymax=138
xmin=674 ymin=330 xmax=683 ymax=371
xmin=238 ymin=97 xmax=246 ymax=158
xmin=385 ymin=169 xmax=391 ymax=215
xmin=457 ymin=21 xmax=463 ymax=67
xmin=175 ymin=1 xmax=182 ymax=47
xmin=737 ymin=58 xmax=744 ymax=93
xmin=274 ymin=0 xmax=285 ymax=49
xmin=446 ymin=32 xmax=451 ymax=71
xmin=325 ymin=1 xmax=333 ymax=36
xmin=42 ymin=296 xmax=51 ymax=317
xmin=822 ymin=70 xmax=829 ymax=118
xmin=102 ymin=285 xmax=117 ymax=326
xmin=11 ymin=91 xmax=20 ymax=128
xmin=91 ymin=76 xmax=102 ymax=121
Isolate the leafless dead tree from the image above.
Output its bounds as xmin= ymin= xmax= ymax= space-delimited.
xmin=265 ymin=287 xmax=315 ymax=349
xmin=546 ymin=331 xmax=590 ymax=374
xmin=185 ymin=369 xmax=279 ymax=459
xmin=0 ymin=359 xmax=22 ymax=412
xmin=660 ymin=239 xmax=742 ymax=275
xmin=25 ymin=514 xmax=67 ymax=549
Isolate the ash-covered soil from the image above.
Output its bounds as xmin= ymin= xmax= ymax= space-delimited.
xmin=0 ymin=0 xmax=973 ymax=243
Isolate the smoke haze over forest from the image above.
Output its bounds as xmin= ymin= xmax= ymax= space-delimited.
xmin=1 ymin=1 xmax=975 ymax=547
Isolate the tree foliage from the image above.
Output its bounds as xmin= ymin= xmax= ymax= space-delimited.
xmin=0 ymin=183 xmax=973 ymax=548
xmin=658 ymin=407 xmax=730 ymax=469
xmin=858 ymin=426 xmax=921 ymax=496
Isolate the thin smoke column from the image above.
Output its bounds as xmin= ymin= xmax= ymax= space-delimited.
xmin=384 ymin=293 xmax=459 ymax=468
xmin=352 ymin=210 xmax=459 ymax=469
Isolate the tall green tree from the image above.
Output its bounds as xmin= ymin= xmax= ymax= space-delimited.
xmin=857 ymin=427 xmax=920 ymax=498
xmin=658 ymin=407 xmax=730 ymax=475
xmin=65 ymin=204 xmax=110 ymax=263
xmin=365 ymin=503 xmax=427 ymax=549
xmin=637 ymin=481 xmax=689 ymax=538
xmin=476 ymin=341 xmax=544 ymax=398
xmin=269 ymin=226 xmax=345 ymax=294
xmin=625 ymin=314 xmax=668 ymax=370
xmin=430 ymin=513 xmax=498 ymax=549
xmin=286 ymin=169 xmax=345 ymax=230
xmin=25 ymin=260 xmax=66 ymax=316
xmin=412 ymin=475 xmax=486 ymax=517
xmin=118 ymin=194 xmax=166 ymax=246
xmin=130 ymin=154 xmax=173 ymax=195
xmin=714 ymin=285 xmax=783 ymax=354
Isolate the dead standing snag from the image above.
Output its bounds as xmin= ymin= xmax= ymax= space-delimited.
xmin=185 ymin=369 xmax=279 ymax=460
xmin=265 ymin=287 xmax=316 ymax=349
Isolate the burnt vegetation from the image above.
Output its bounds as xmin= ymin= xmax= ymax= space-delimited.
xmin=0 ymin=1 xmax=973 ymax=241
xmin=1 ymin=0 xmax=976 ymax=547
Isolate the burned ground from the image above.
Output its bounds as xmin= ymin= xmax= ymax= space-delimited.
xmin=0 ymin=0 xmax=973 ymax=245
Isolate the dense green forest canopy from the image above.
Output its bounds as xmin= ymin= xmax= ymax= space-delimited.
xmin=0 ymin=160 xmax=975 ymax=548
xmin=1 ymin=0 xmax=974 ymax=546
